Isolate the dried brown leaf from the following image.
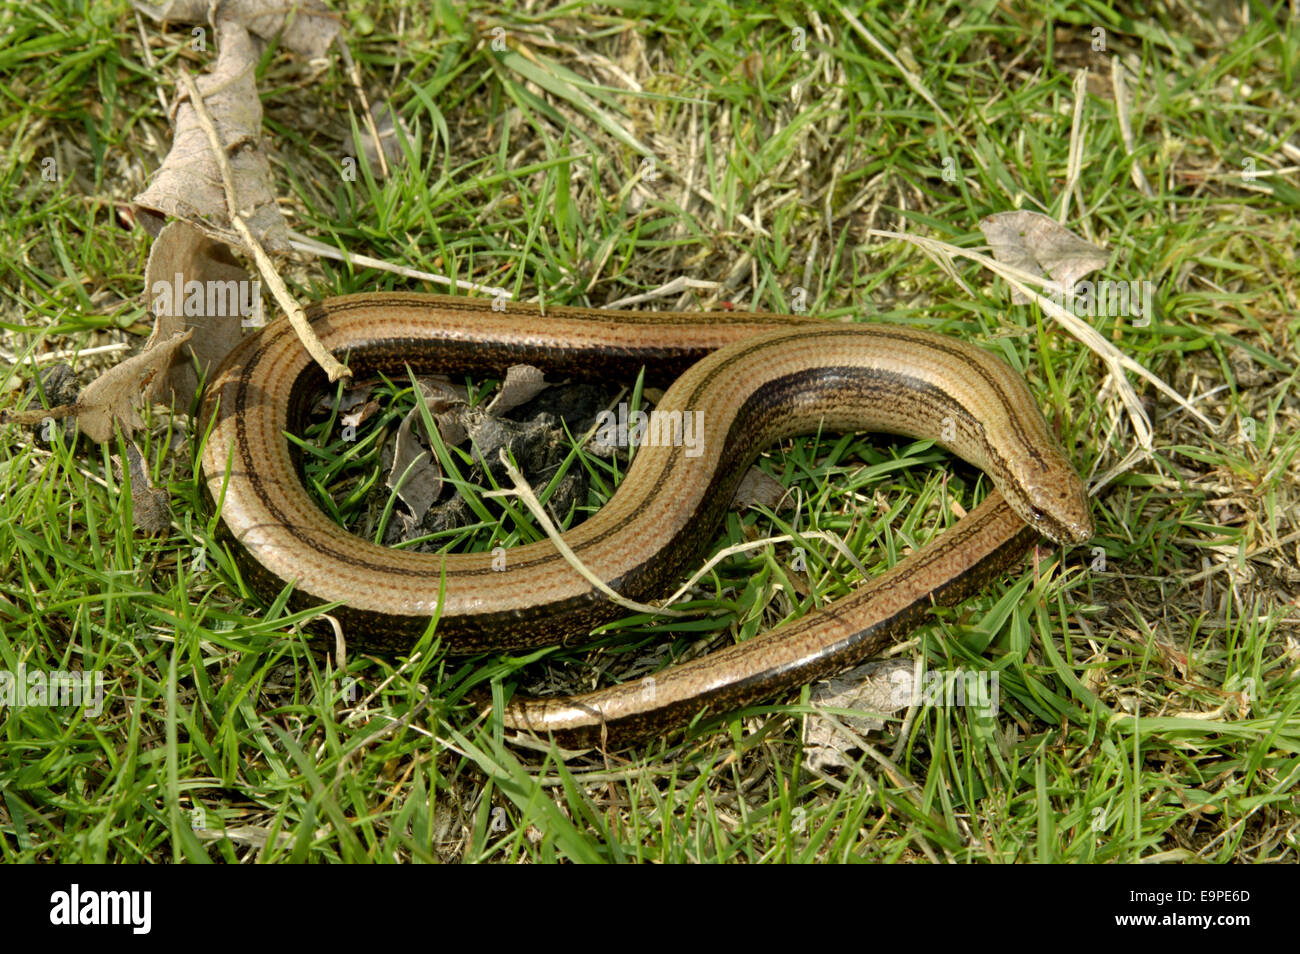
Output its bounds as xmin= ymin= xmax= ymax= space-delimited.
xmin=134 ymin=22 xmax=287 ymax=252
xmin=143 ymin=221 xmax=255 ymax=409
xmin=118 ymin=439 xmax=172 ymax=534
xmin=388 ymin=413 xmax=443 ymax=522
xmin=133 ymin=0 xmax=341 ymax=59
xmin=385 ymin=381 xmax=471 ymax=520
xmin=76 ymin=331 xmax=194 ymax=443
xmin=486 ymin=365 xmax=548 ymax=415
xmin=978 ymin=211 xmax=1109 ymax=304
xmin=340 ymin=400 xmax=381 ymax=431
xmin=730 ymin=467 xmax=791 ymax=511
xmin=803 ymin=660 xmax=913 ymax=771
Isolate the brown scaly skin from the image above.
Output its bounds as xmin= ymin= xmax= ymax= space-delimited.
xmin=200 ymin=293 xmax=1090 ymax=746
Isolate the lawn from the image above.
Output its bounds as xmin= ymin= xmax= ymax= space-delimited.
xmin=0 ymin=0 xmax=1297 ymax=862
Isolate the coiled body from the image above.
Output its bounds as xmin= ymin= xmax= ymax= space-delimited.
xmin=201 ymin=293 xmax=1090 ymax=746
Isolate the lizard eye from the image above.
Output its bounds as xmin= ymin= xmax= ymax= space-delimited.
xmin=1030 ymin=506 xmax=1046 ymax=523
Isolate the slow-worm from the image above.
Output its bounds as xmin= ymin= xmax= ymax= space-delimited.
xmin=200 ymin=292 xmax=1091 ymax=747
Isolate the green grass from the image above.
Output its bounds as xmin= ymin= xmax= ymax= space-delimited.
xmin=1 ymin=0 xmax=1298 ymax=862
